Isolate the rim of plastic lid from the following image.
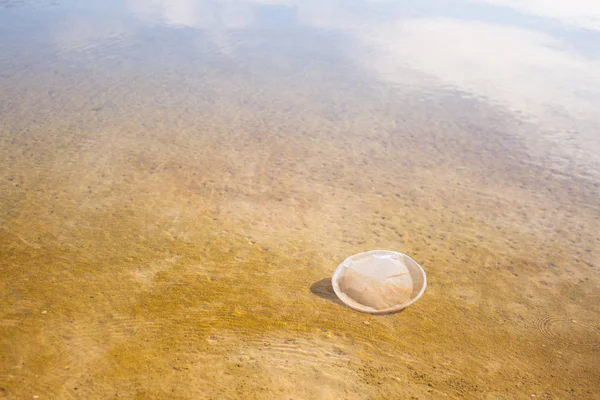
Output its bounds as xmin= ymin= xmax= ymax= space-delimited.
xmin=331 ymin=250 xmax=427 ymax=315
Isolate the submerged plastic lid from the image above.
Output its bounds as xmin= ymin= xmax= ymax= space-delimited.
xmin=331 ymin=250 xmax=427 ymax=314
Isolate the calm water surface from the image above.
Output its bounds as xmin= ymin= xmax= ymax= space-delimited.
xmin=1 ymin=1 xmax=599 ymax=399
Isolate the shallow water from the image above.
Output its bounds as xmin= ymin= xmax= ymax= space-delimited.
xmin=1 ymin=1 xmax=599 ymax=399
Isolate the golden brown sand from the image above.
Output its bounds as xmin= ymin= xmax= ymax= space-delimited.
xmin=0 ymin=7 xmax=598 ymax=398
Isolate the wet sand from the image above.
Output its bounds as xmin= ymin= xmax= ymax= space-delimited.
xmin=1 ymin=1 xmax=599 ymax=399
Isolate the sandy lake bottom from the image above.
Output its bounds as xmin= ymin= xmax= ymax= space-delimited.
xmin=1 ymin=1 xmax=599 ymax=399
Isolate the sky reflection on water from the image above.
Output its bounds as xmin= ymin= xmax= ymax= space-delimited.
xmin=18 ymin=0 xmax=597 ymax=175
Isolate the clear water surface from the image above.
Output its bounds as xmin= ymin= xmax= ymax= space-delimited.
xmin=1 ymin=1 xmax=598 ymax=398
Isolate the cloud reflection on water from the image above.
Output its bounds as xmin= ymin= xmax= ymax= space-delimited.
xmin=469 ymin=0 xmax=600 ymax=31
xmin=123 ymin=0 xmax=600 ymax=168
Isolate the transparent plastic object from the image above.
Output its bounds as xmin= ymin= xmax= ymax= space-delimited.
xmin=331 ymin=250 xmax=427 ymax=314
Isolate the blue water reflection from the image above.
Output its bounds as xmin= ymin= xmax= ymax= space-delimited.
xmin=1 ymin=0 xmax=599 ymax=172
